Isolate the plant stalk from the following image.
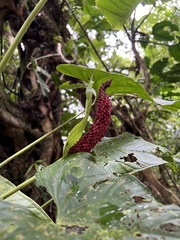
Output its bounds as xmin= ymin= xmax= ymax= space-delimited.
xmin=41 ymin=198 xmax=54 ymax=209
xmin=0 ymin=110 xmax=85 ymax=169
xmin=1 ymin=176 xmax=36 ymax=200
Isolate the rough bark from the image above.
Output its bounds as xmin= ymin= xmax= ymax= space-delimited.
xmin=0 ymin=0 xmax=70 ymax=210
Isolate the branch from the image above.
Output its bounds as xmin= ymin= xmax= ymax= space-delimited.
xmin=64 ymin=0 xmax=109 ymax=72
xmin=135 ymin=39 xmax=170 ymax=47
xmin=134 ymin=4 xmax=155 ymax=33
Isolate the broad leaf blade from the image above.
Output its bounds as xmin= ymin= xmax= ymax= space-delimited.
xmin=57 ymin=64 xmax=152 ymax=101
xmin=152 ymin=21 xmax=179 ymax=41
xmin=0 ymin=175 xmax=51 ymax=222
xmin=94 ymin=132 xmax=167 ymax=168
xmin=36 ymin=152 xmax=180 ymax=239
xmin=169 ymin=43 xmax=180 ymax=61
xmin=0 ymin=201 xmax=93 ymax=240
xmin=57 ymin=64 xmax=180 ymax=111
xmin=96 ymin=0 xmax=141 ymax=29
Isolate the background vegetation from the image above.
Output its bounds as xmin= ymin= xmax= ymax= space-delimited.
xmin=0 ymin=0 xmax=180 ymax=239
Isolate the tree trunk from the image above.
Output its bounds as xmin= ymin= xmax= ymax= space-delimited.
xmin=0 ymin=0 xmax=70 ymax=213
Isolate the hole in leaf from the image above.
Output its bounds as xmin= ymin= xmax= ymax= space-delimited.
xmin=133 ymin=196 xmax=145 ymax=204
xmin=135 ymin=232 xmax=142 ymax=238
xmin=124 ymin=153 xmax=137 ymax=163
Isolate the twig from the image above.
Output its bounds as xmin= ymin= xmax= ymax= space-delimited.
xmin=1 ymin=176 xmax=36 ymax=199
xmin=41 ymin=198 xmax=54 ymax=209
xmin=135 ymin=39 xmax=170 ymax=47
xmin=0 ymin=110 xmax=85 ymax=168
xmin=64 ymin=0 xmax=109 ymax=72
xmin=134 ymin=4 xmax=155 ymax=33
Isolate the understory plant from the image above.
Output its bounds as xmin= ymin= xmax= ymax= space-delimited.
xmin=0 ymin=0 xmax=180 ymax=239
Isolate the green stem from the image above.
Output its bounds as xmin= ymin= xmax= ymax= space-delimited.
xmin=1 ymin=176 xmax=36 ymax=200
xmin=0 ymin=110 xmax=85 ymax=169
xmin=0 ymin=0 xmax=48 ymax=74
xmin=41 ymin=198 xmax=54 ymax=209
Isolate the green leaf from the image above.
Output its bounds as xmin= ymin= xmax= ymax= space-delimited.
xmin=74 ymin=14 xmax=91 ymax=31
xmin=96 ymin=0 xmax=142 ymax=29
xmin=0 ymin=175 xmax=51 ymax=222
xmin=0 ymin=200 xmax=93 ymax=240
xmin=57 ymin=64 xmax=180 ymax=111
xmin=62 ymin=79 xmax=96 ymax=157
xmin=150 ymin=58 xmax=168 ymax=75
xmin=152 ymin=21 xmax=179 ymax=41
xmin=94 ymin=132 xmax=167 ymax=169
xmin=142 ymin=0 xmax=156 ymax=4
xmin=57 ymin=64 xmax=152 ymax=101
xmin=60 ymin=81 xmax=85 ymax=90
xmin=169 ymin=42 xmax=180 ymax=61
xmin=153 ymin=98 xmax=180 ymax=111
xmin=36 ymin=149 xmax=180 ymax=238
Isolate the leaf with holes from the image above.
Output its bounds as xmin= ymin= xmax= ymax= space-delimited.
xmin=0 ymin=175 xmax=51 ymax=222
xmin=94 ymin=132 xmax=167 ymax=169
xmin=36 ymin=151 xmax=180 ymax=239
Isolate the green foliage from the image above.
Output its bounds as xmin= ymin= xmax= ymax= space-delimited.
xmin=152 ymin=21 xmax=179 ymax=41
xmin=0 ymin=176 xmax=51 ymax=222
xmin=57 ymin=64 xmax=180 ymax=111
xmin=63 ymin=79 xmax=96 ymax=157
xmin=94 ymin=133 xmax=168 ymax=168
xmin=35 ymin=135 xmax=179 ymax=238
xmin=96 ymin=0 xmax=142 ymax=29
xmin=169 ymin=43 xmax=180 ymax=61
xmin=57 ymin=64 xmax=152 ymax=100
xmin=1 ymin=0 xmax=180 ymax=239
xmin=1 ymin=134 xmax=179 ymax=239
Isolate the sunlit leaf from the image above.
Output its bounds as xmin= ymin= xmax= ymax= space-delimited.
xmin=94 ymin=132 xmax=167 ymax=168
xmin=74 ymin=14 xmax=91 ymax=31
xmin=153 ymin=98 xmax=180 ymax=111
xmin=96 ymin=0 xmax=142 ymax=29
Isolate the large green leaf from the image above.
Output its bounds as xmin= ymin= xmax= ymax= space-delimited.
xmin=36 ymin=147 xmax=180 ymax=239
xmin=153 ymin=98 xmax=180 ymax=111
xmin=152 ymin=21 xmax=179 ymax=41
xmin=96 ymin=0 xmax=142 ymax=29
xmin=0 ymin=176 xmax=99 ymax=240
xmin=0 ymin=175 xmax=51 ymax=222
xmin=169 ymin=42 xmax=180 ymax=61
xmin=94 ymin=132 xmax=167 ymax=169
xmin=150 ymin=58 xmax=168 ymax=75
xmin=57 ymin=64 xmax=180 ymax=111
xmin=0 ymin=200 xmax=96 ymax=240
xmin=57 ymin=64 xmax=152 ymax=101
